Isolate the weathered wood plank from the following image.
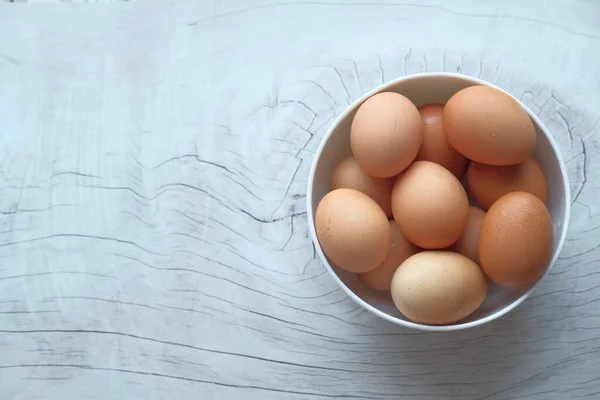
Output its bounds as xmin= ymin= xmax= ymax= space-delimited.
xmin=0 ymin=1 xmax=599 ymax=399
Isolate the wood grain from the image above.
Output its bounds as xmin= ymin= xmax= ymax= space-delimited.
xmin=0 ymin=0 xmax=599 ymax=399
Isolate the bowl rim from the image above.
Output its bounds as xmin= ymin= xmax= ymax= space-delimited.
xmin=306 ymin=71 xmax=572 ymax=332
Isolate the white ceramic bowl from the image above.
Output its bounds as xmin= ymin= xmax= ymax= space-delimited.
xmin=307 ymin=72 xmax=571 ymax=331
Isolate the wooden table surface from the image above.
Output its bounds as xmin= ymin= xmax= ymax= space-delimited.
xmin=0 ymin=1 xmax=599 ymax=399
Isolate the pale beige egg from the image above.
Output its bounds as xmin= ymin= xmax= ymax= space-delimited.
xmin=391 ymin=251 xmax=488 ymax=325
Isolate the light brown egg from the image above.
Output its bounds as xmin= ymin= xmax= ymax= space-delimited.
xmin=444 ymin=85 xmax=536 ymax=166
xmin=358 ymin=220 xmax=419 ymax=291
xmin=315 ymin=188 xmax=391 ymax=273
xmin=466 ymin=157 xmax=548 ymax=210
xmin=391 ymin=161 xmax=469 ymax=249
xmin=479 ymin=192 xmax=553 ymax=288
xmin=351 ymin=92 xmax=422 ymax=178
xmin=391 ymin=251 xmax=488 ymax=325
xmin=415 ymin=103 xmax=467 ymax=179
xmin=331 ymin=156 xmax=394 ymax=217
xmin=453 ymin=207 xmax=486 ymax=264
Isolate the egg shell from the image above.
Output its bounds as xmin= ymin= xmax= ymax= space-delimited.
xmin=351 ymin=92 xmax=422 ymax=178
xmin=315 ymin=188 xmax=391 ymax=273
xmin=358 ymin=220 xmax=419 ymax=291
xmin=479 ymin=191 xmax=553 ymax=288
xmin=466 ymin=157 xmax=548 ymax=210
xmin=415 ymin=103 xmax=467 ymax=179
xmin=443 ymin=85 xmax=536 ymax=166
xmin=391 ymin=251 xmax=488 ymax=325
xmin=391 ymin=161 xmax=469 ymax=249
xmin=331 ymin=156 xmax=394 ymax=217
xmin=453 ymin=207 xmax=486 ymax=264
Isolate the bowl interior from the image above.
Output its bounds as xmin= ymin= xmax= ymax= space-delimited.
xmin=308 ymin=73 xmax=570 ymax=330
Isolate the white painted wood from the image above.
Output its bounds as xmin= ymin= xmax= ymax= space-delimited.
xmin=0 ymin=1 xmax=599 ymax=398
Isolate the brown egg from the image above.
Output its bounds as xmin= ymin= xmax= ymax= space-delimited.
xmin=479 ymin=192 xmax=553 ymax=288
xmin=331 ymin=156 xmax=394 ymax=217
xmin=453 ymin=207 xmax=486 ymax=264
xmin=444 ymin=85 xmax=536 ymax=166
xmin=415 ymin=103 xmax=467 ymax=179
xmin=466 ymin=157 xmax=548 ymax=210
xmin=358 ymin=220 xmax=419 ymax=291
xmin=391 ymin=251 xmax=488 ymax=325
xmin=315 ymin=188 xmax=391 ymax=273
xmin=351 ymin=92 xmax=422 ymax=178
xmin=391 ymin=161 xmax=469 ymax=249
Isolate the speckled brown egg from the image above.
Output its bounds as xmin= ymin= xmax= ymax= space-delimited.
xmin=453 ymin=207 xmax=486 ymax=265
xmin=315 ymin=188 xmax=391 ymax=273
xmin=479 ymin=192 xmax=553 ymax=288
xmin=391 ymin=251 xmax=488 ymax=325
xmin=467 ymin=157 xmax=548 ymax=210
xmin=444 ymin=85 xmax=536 ymax=166
xmin=391 ymin=161 xmax=469 ymax=249
xmin=351 ymin=92 xmax=422 ymax=178
xmin=415 ymin=103 xmax=467 ymax=179
xmin=331 ymin=156 xmax=394 ymax=217
xmin=358 ymin=220 xmax=419 ymax=291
